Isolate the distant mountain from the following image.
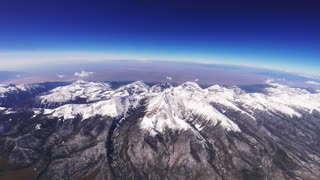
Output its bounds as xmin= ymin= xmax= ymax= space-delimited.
xmin=36 ymin=80 xmax=113 ymax=108
xmin=0 ymin=82 xmax=68 ymax=108
xmin=0 ymin=80 xmax=320 ymax=180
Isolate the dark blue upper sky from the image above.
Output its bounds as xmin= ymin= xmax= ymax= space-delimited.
xmin=0 ymin=0 xmax=319 ymax=74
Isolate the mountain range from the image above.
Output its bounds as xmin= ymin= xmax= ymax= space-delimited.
xmin=1 ymin=80 xmax=320 ymax=180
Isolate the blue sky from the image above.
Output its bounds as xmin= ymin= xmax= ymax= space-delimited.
xmin=0 ymin=0 xmax=319 ymax=74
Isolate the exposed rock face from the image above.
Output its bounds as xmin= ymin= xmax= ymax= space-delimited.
xmin=0 ymin=80 xmax=320 ymax=180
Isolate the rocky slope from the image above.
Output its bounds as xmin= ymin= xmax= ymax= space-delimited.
xmin=0 ymin=80 xmax=320 ymax=180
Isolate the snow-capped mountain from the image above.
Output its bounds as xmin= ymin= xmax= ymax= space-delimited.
xmin=0 ymin=83 xmax=46 ymax=107
xmin=0 ymin=83 xmax=44 ymax=98
xmin=37 ymin=80 xmax=112 ymax=107
xmin=43 ymin=81 xmax=150 ymax=119
xmin=39 ymin=80 xmax=320 ymax=134
xmin=1 ymin=80 xmax=320 ymax=180
xmin=141 ymin=82 xmax=241 ymax=136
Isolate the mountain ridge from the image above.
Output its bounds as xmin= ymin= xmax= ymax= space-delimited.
xmin=0 ymin=80 xmax=320 ymax=179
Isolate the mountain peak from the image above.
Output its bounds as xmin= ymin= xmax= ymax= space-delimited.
xmin=180 ymin=81 xmax=201 ymax=90
xmin=74 ymin=79 xmax=87 ymax=84
xmin=150 ymin=83 xmax=172 ymax=93
xmin=115 ymin=81 xmax=149 ymax=96
xmin=140 ymin=82 xmax=241 ymax=136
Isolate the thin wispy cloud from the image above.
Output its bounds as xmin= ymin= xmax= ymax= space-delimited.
xmin=306 ymin=81 xmax=320 ymax=85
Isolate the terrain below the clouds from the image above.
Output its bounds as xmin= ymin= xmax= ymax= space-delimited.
xmin=2 ymin=61 xmax=320 ymax=90
xmin=0 ymin=80 xmax=320 ymax=180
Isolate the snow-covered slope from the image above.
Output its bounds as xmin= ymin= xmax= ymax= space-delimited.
xmin=1 ymin=80 xmax=317 ymax=135
xmin=44 ymin=98 xmax=126 ymax=120
xmin=207 ymin=82 xmax=320 ymax=118
xmin=141 ymin=82 xmax=241 ymax=135
xmin=0 ymin=84 xmax=43 ymax=98
xmin=43 ymin=81 xmax=150 ymax=119
xmin=37 ymin=80 xmax=320 ymax=135
xmin=37 ymin=80 xmax=112 ymax=106
xmin=141 ymin=80 xmax=320 ymax=135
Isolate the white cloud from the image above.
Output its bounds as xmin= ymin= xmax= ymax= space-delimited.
xmin=57 ymin=74 xmax=65 ymax=78
xmin=16 ymin=75 xmax=21 ymax=78
xmin=265 ymin=79 xmax=274 ymax=84
xmin=74 ymin=71 xmax=94 ymax=78
xmin=300 ymin=74 xmax=320 ymax=80
xmin=306 ymin=81 xmax=320 ymax=85
xmin=194 ymin=78 xmax=199 ymax=82
xmin=165 ymin=76 xmax=173 ymax=80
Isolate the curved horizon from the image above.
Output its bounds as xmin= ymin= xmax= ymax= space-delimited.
xmin=0 ymin=50 xmax=319 ymax=76
xmin=1 ymin=1 xmax=319 ymax=75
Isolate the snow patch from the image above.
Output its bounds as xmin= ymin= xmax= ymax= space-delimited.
xmin=35 ymin=124 xmax=41 ymax=130
xmin=4 ymin=109 xmax=15 ymax=114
